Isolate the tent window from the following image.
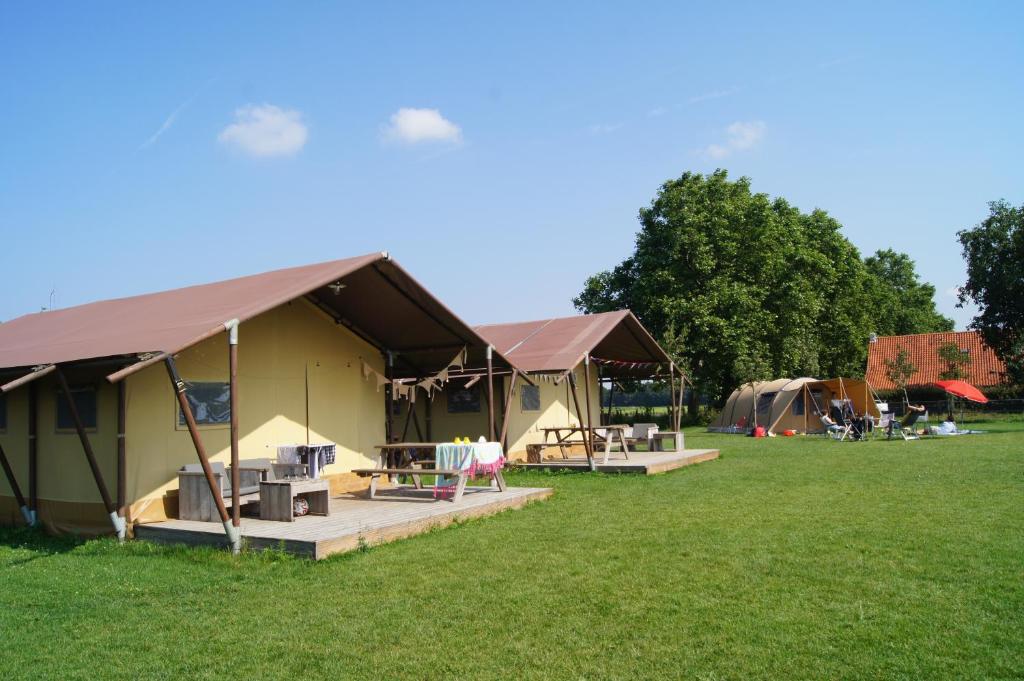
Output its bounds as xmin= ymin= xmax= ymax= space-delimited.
xmin=56 ymin=386 xmax=98 ymax=431
xmin=177 ymin=381 xmax=230 ymax=426
xmin=448 ymin=385 xmax=481 ymax=414
xmin=792 ymin=394 xmax=805 ymax=416
xmin=520 ymin=385 xmax=541 ymax=412
xmin=809 ymin=390 xmax=825 ymax=415
xmin=756 ymin=392 xmax=776 ymax=415
xmin=0 ymin=391 xmax=6 ymax=431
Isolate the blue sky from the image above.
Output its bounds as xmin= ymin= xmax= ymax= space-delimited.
xmin=1 ymin=2 xmax=1021 ymax=330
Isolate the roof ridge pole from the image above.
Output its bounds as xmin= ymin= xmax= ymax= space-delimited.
xmin=486 ymin=345 xmax=495 ymax=442
xmin=225 ymin=319 xmax=241 ymax=536
xmin=164 ymin=357 xmax=238 ymax=553
xmin=54 ymin=366 xmax=125 ymax=541
xmin=0 ymin=442 xmax=32 ymax=526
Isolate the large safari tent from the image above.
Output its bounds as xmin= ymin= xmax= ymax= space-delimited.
xmin=0 ymin=252 xmax=518 ymax=541
xmin=408 ymin=310 xmax=682 ymax=466
xmin=709 ymin=377 xmax=881 ymax=435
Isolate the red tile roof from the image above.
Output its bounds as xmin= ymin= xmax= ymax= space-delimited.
xmin=866 ymin=330 xmax=1006 ymax=390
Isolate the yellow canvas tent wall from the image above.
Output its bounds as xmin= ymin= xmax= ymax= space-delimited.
xmin=0 ymin=254 xmax=515 ymax=535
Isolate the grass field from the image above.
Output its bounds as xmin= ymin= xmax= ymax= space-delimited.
xmin=1 ymin=422 xmax=1022 ymax=679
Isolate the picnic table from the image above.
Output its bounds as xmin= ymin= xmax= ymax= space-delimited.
xmin=353 ymin=442 xmax=506 ymax=502
xmin=539 ymin=425 xmax=631 ymax=465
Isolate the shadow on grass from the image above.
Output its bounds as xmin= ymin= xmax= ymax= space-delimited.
xmin=0 ymin=526 xmax=89 ymax=557
xmin=0 ymin=525 xmax=309 ymax=569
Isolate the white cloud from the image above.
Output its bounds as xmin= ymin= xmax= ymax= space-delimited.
xmin=383 ymin=108 xmax=462 ymax=144
xmin=689 ymin=87 xmax=739 ymax=104
xmin=218 ymin=104 xmax=308 ymax=157
xmin=647 ymin=106 xmax=668 ymax=118
xmin=703 ymin=120 xmax=766 ymax=159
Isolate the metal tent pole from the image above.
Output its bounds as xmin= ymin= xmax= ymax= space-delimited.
xmin=28 ymin=381 xmax=38 ymax=525
xmin=164 ymin=357 xmax=239 ymax=553
xmin=116 ymin=380 xmax=126 ymax=519
xmin=583 ymin=355 xmax=594 ymax=455
xmin=226 ymin=319 xmax=241 ymax=531
xmin=55 ymin=367 xmax=125 ymax=541
xmin=0 ymin=443 xmax=31 ymax=526
xmin=486 ymin=345 xmax=495 ymax=441
xmin=499 ymin=370 xmax=518 ymax=452
xmin=568 ymin=370 xmax=595 ymax=471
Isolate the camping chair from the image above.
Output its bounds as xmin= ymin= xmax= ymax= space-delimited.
xmin=820 ymin=413 xmax=851 ymax=441
xmin=887 ymin=410 xmax=923 ymax=441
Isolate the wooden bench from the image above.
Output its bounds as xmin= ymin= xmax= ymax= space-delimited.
xmin=352 ymin=467 xmax=464 ymax=500
xmin=527 ymin=442 xmax=583 ymax=462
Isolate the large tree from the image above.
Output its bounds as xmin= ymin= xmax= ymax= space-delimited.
xmin=575 ymin=170 xmax=876 ymax=406
xmin=957 ymin=200 xmax=1024 ymax=384
xmin=864 ymin=248 xmax=953 ymax=335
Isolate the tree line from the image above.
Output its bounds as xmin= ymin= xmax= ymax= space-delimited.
xmin=575 ymin=170 xmax=1022 ymax=410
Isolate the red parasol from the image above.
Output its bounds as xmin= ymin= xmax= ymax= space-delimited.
xmin=932 ymin=380 xmax=989 ymax=404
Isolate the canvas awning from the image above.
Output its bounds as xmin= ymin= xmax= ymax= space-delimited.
xmin=0 ymin=252 xmax=516 ymax=384
xmin=475 ymin=310 xmax=671 ymax=377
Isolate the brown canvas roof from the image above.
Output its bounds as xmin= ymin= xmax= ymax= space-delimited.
xmin=475 ymin=310 xmax=671 ymax=375
xmin=865 ymin=330 xmax=1005 ymax=389
xmin=0 ymin=252 xmax=513 ymax=381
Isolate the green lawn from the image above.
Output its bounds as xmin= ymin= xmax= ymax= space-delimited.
xmin=2 ymin=423 xmax=1022 ymax=680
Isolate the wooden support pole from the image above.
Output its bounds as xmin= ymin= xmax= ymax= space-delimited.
xmin=54 ymin=367 xmax=125 ymax=539
xmin=425 ymin=391 xmax=433 ymax=441
xmin=568 ymin=370 xmax=595 ymax=471
xmin=385 ymin=351 xmax=394 ymax=442
xmin=0 ymin=364 xmax=56 ymax=394
xmin=669 ymin=363 xmax=677 ymax=433
xmin=116 ymin=380 xmax=126 ymax=518
xmin=499 ymin=370 xmax=517 ymax=452
xmin=401 ymin=400 xmax=414 ymax=441
xmin=605 ymin=379 xmax=616 ymax=425
xmin=164 ymin=356 xmax=238 ymax=551
xmin=0 ymin=443 xmax=32 ymax=525
xmin=583 ymin=354 xmax=594 ymax=453
xmin=486 ymin=345 xmax=495 ymax=442
xmin=28 ymin=381 xmax=37 ymax=523
xmin=226 ymin=319 xmax=240 ymax=529
xmin=411 ymin=402 xmax=424 ymax=441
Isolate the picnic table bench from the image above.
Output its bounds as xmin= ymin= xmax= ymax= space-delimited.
xmin=352 ymin=442 xmax=506 ymax=502
xmin=540 ymin=425 xmax=632 ymax=464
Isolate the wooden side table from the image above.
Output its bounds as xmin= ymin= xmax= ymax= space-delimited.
xmin=259 ymin=479 xmax=330 ymax=522
xmin=650 ymin=431 xmax=685 ymax=452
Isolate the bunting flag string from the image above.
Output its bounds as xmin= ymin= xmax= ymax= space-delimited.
xmin=360 ymin=347 xmax=468 ymax=402
xmin=590 ymin=356 xmax=665 ymax=370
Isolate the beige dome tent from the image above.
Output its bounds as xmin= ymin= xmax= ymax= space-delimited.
xmin=709 ymin=377 xmax=881 ymax=435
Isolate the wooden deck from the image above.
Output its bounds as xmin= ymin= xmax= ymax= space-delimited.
xmin=135 ymin=485 xmax=552 ymax=559
xmin=516 ymin=448 xmax=719 ymax=475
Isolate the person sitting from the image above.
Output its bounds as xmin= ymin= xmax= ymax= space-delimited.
xmin=849 ymin=412 xmax=866 ymax=440
xmin=819 ymin=411 xmax=845 ymax=438
xmin=887 ymin=403 xmax=925 ymax=437
xmin=932 ymin=414 xmax=959 ymax=435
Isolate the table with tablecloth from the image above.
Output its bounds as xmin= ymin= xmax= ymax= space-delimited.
xmin=433 ymin=442 xmax=506 ymax=499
